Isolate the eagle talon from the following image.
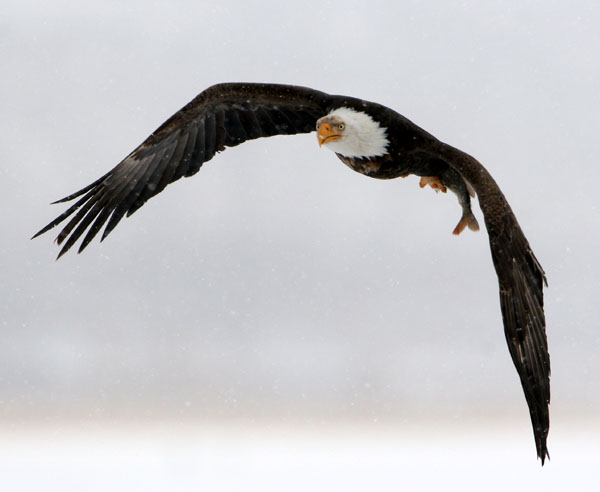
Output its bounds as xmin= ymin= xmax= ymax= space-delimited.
xmin=419 ymin=176 xmax=447 ymax=193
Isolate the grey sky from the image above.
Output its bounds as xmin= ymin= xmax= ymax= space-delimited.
xmin=1 ymin=0 xmax=599 ymax=475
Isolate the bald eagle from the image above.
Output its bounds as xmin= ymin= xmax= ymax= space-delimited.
xmin=34 ymin=83 xmax=550 ymax=464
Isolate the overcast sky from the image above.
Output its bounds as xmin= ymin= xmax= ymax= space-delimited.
xmin=1 ymin=0 xmax=599 ymax=482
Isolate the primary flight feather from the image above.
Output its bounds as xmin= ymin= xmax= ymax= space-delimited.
xmin=34 ymin=82 xmax=550 ymax=463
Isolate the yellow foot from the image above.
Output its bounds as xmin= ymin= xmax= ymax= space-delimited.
xmin=419 ymin=176 xmax=447 ymax=193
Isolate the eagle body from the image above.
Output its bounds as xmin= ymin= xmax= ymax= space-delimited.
xmin=34 ymin=83 xmax=550 ymax=464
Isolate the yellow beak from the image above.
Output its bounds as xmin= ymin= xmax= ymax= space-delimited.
xmin=317 ymin=123 xmax=342 ymax=147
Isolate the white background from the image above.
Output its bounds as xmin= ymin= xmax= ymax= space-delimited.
xmin=2 ymin=1 xmax=599 ymax=490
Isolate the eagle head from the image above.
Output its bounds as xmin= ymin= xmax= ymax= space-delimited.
xmin=316 ymin=107 xmax=389 ymax=158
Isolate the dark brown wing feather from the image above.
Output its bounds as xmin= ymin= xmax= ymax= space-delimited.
xmin=492 ymin=203 xmax=550 ymax=463
xmin=432 ymin=142 xmax=550 ymax=464
xmin=33 ymin=83 xmax=335 ymax=258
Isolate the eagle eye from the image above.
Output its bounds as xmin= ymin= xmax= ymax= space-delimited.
xmin=338 ymin=123 xmax=345 ymax=131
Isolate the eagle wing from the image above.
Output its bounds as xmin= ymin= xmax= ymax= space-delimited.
xmin=33 ymin=83 xmax=334 ymax=258
xmin=490 ymin=198 xmax=550 ymax=463
xmin=433 ymin=143 xmax=550 ymax=464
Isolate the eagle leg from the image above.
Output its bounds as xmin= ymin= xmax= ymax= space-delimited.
xmin=419 ymin=176 xmax=447 ymax=193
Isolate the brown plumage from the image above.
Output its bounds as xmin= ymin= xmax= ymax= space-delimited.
xmin=33 ymin=83 xmax=550 ymax=463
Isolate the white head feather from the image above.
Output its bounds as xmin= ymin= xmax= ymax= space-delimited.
xmin=318 ymin=107 xmax=389 ymax=158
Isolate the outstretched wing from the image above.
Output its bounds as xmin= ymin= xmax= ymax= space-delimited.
xmin=434 ymin=142 xmax=550 ymax=464
xmin=490 ymin=199 xmax=550 ymax=463
xmin=33 ymin=83 xmax=335 ymax=258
